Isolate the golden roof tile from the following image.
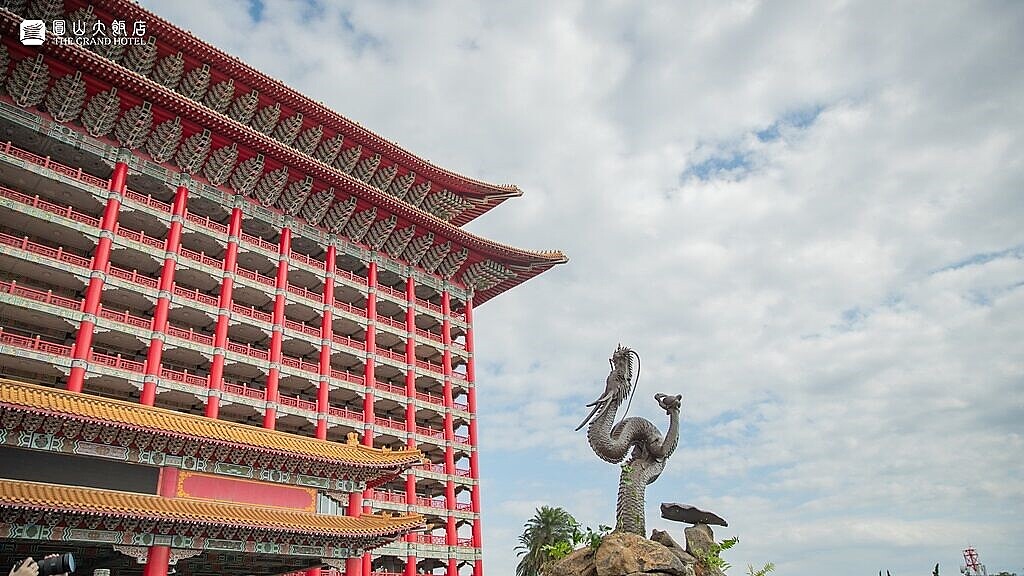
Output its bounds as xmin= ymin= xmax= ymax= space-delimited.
xmin=0 ymin=379 xmax=422 ymax=468
xmin=0 ymin=479 xmax=423 ymax=537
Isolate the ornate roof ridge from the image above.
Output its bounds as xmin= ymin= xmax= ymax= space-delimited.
xmin=31 ymin=31 xmax=565 ymax=272
xmin=0 ymin=478 xmax=425 ymax=537
xmin=0 ymin=379 xmax=422 ymax=468
xmin=94 ymin=0 xmax=522 ymax=205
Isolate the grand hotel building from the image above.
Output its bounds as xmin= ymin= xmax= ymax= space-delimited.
xmin=0 ymin=2 xmax=566 ymax=576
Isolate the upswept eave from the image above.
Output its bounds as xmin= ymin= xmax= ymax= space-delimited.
xmin=0 ymin=479 xmax=425 ymax=538
xmin=0 ymin=27 xmax=565 ymax=300
xmin=0 ymin=379 xmax=423 ymax=469
xmin=92 ymin=0 xmax=521 ymax=215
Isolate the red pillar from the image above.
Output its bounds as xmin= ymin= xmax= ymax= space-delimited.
xmin=316 ymin=244 xmax=337 ymax=440
xmin=205 ymin=205 xmax=242 ymax=419
xmin=442 ymin=291 xmax=457 ymax=576
xmin=264 ymin=226 xmax=291 ymax=429
xmin=466 ymin=296 xmax=483 ymax=576
xmin=144 ymin=467 xmax=178 ymax=576
xmin=141 ymin=184 xmax=188 ymax=406
xmin=363 ymin=261 xmax=377 ymax=442
xmin=142 ymin=546 xmax=169 ymax=576
xmin=361 ymin=261 xmax=377 ymax=576
xmin=67 ymin=158 xmax=129 ymax=392
xmin=404 ymin=276 xmax=418 ymax=576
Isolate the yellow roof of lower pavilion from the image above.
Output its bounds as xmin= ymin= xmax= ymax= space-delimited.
xmin=0 ymin=479 xmax=424 ymax=537
xmin=0 ymin=379 xmax=421 ymax=468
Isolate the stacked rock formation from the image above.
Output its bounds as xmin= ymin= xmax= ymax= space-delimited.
xmin=543 ymin=503 xmax=728 ymax=576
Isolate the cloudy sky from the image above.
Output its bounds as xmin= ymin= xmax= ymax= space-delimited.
xmin=142 ymin=1 xmax=1023 ymax=573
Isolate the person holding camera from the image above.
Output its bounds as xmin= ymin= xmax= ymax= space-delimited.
xmin=10 ymin=554 xmax=74 ymax=576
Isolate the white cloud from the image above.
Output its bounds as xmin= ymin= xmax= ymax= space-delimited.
xmin=145 ymin=0 xmax=1024 ymax=573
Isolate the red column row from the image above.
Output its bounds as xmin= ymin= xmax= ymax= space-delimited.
xmin=264 ymin=226 xmax=291 ymax=429
xmin=466 ymin=296 xmax=483 ymax=576
xmin=317 ymin=243 xmax=337 ymax=440
xmin=141 ymin=184 xmax=188 ymax=406
xmin=66 ymin=159 xmax=128 ymax=392
xmin=205 ymin=205 xmax=243 ymax=418
xmin=404 ymin=276 xmax=418 ymax=576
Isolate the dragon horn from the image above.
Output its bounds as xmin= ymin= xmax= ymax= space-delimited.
xmin=575 ymin=402 xmax=602 ymax=431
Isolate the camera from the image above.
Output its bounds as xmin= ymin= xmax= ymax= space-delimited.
xmin=14 ymin=554 xmax=76 ymax=576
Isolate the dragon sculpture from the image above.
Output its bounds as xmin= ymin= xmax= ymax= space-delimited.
xmin=576 ymin=345 xmax=682 ymax=535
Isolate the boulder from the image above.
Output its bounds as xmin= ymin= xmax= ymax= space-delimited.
xmin=684 ymin=524 xmax=715 ymax=557
xmin=660 ymin=503 xmax=728 ymax=527
xmin=594 ymin=531 xmax=687 ymax=576
xmin=543 ymin=546 xmax=597 ymax=576
xmin=650 ymin=529 xmax=697 ymax=567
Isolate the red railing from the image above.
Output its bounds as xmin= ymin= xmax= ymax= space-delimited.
xmin=327 ymin=406 xmax=362 ymax=421
xmin=222 ymin=381 xmax=266 ymax=400
xmin=2 ymin=141 xmax=107 ymax=188
xmin=0 ymin=232 xmax=91 ymax=268
xmin=415 ymin=391 xmax=443 ymax=406
xmin=374 ymin=417 xmax=406 ymax=432
xmin=416 ymin=297 xmax=441 ymax=313
xmin=415 ymin=327 xmax=442 ymax=343
xmin=289 ymin=250 xmax=324 ymax=270
xmin=330 ymin=369 xmax=363 ymax=385
xmin=287 ymin=283 xmax=322 ymax=303
xmin=0 ymin=280 xmax=79 ymax=310
xmin=173 ymin=284 xmax=218 ymax=306
xmin=240 ymin=231 xmax=277 ymax=253
xmin=376 ymin=315 xmax=404 ymax=330
xmin=91 ymin=351 xmax=143 ymax=372
xmin=235 ymin=266 xmax=275 ymax=287
xmin=334 ymin=300 xmax=364 ymax=316
xmin=415 ymin=497 xmax=446 ymax=509
xmin=373 ymin=380 xmax=405 ymax=396
xmin=123 ymin=189 xmax=172 ymax=213
xmin=166 ymin=325 xmax=214 ymax=346
xmin=231 ymin=304 xmax=272 ymax=323
xmin=278 ymin=395 xmax=316 ymax=411
xmin=371 ymin=490 xmax=407 ymax=504
xmin=377 ymin=284 xmax=403 ymax=299
xmin=334 ymin=267 xmax=367 ymax=286
xmin=0 ymin=233 xmax=168 ymax=295
xmin=331 ymin=334 xmax=363 ymax=351
xmin=376 ymin=347 xmax=404 ymax=362
xmin=179 ymin=247 xmax=223 ymax=268
xmin=114 ymin=225 xmax=164 ymax=249
xmin=160 ymin=367 xmax=207 ymax=387
xmin=416 ymin=426 xmax=443 ymax=439
xmin=96 ymin=305 xmax=150 ymax=329
xmin=281 ymin=355 xmax=318 ymax=374
xmin=415 ymin=359 xmax=443 ymax=375
xmin=226 ymin=341 xmax=269 ymax=361
xmin=0 ymin=185 xmax=101 ymax=227
xmin=106 ymin=265 xmax=159 ymax=289
xmin=185 ymin=212 xmax=228 ymax=234
xmin=0 ymin=329 xmax=72 ymax=356
xmin=285 ymin=319 xmax=320 ymax=337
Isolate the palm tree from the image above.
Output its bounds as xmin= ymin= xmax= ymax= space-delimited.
xmin=515 ymin=506 xmax=579 ymax=576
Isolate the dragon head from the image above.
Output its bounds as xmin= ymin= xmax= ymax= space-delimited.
xmin=575 ymin=344 xmax=639 ymax=431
